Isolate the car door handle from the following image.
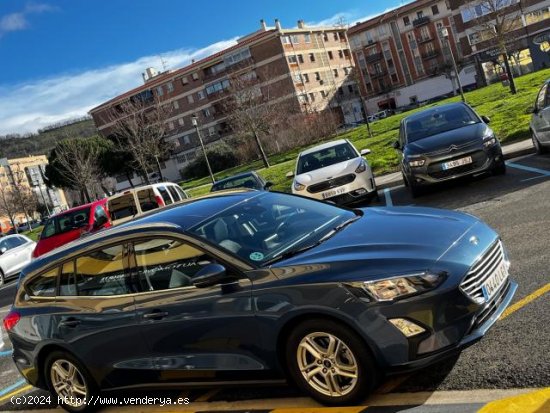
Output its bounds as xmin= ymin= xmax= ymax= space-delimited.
xmin=59 ymin=318 xmax=81 ymax=328
xmin=143 ymin=310 xmax=169 ymax=320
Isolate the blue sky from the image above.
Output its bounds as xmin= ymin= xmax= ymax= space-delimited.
xmin=0 ymin=0 xmax=409 ymax=135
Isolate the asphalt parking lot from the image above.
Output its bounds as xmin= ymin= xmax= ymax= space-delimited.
xmin=0 ymin=153 xmax=549 ymax=412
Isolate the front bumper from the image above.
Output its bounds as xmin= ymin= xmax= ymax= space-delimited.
xmin=295 ymin=172 xmax=377 ymax=205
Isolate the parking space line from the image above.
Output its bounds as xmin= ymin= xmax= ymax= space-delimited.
xmin=0 ymin=379 xmax=26 ymax=398
xmin=0 ymin=350 xmax=12 ymax=357
xmin=384 ymin=188 xmax=393 ymax=207
xmin=506 ymin=162 xmax=550 ymax=176
xmin=195 ymin=388 xmax=220 ymax=402
xmin=0 ymin=384 xmax=32 ymax=404
xmin=499 ymin=282 xmax=550 ymax=321
xmin=271 ymin=408 xmax=366 ymax=413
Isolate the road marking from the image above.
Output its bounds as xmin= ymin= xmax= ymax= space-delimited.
xmin=500 ymin=283 xmax=550 ymax=321
xmin=384 ymin=188 xmax=393 ymax=207
xmin=0 ymin=350 xmax=12 ymax=357
xmin=271 ymin=408 xmax=365 ymax=413
xmin=0 ymin=384 xmax=32 ymax=404
xmin=478 ymin=387 xmax=550 ymax=413
xmin=195 ymin=388 xmax=220 ymax=402
xmin=506 ymin=162 xmax=550 ymax=176
xmin=0 ymin=379 xmax=26 ymax=398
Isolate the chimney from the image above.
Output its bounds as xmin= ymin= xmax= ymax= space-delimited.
xmin=260 ymin=19 xmax=267 ymax=31
xmin=297 ymin=19 xmax=305 ymax=29
xmin=275 ymin=18 xmax=282 ymax=31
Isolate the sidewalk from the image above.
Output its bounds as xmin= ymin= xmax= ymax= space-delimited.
xmin=374 ymin=138 xmax=535 ymax=190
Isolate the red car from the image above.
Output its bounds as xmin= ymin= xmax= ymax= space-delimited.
xmin=32 ymin=199 xmax=111 ymax=258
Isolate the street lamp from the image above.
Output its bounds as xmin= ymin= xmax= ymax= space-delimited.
xmin=440 ymin=27 xmax=466 ymax=103
xmin=191 ymin=114 xmax=215 ymax=184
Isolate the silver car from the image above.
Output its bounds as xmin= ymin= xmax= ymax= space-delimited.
xmin=0 ymin=235 xmax=36 ymax=286
xmin=531 ymin=78 xmax=550 ymax=154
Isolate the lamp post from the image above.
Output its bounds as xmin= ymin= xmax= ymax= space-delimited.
xmin=440 ymin=27 xmax=465 ymax=103
xmin=191 ymin=114 xmax=215 ymax=184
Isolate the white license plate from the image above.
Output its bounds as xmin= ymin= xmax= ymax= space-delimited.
xmin=481 ymin=261 xmax=509 ymax=300
xmin=442 ymin=156 xmax=473 ymax=170
xmin=322 ymin=187 xmax=346 ymax=199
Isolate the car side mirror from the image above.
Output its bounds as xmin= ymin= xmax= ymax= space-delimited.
xmin=0 ymin=247 xmax=6 ymax=255
xmin=94 ymin=215 xmax=109 ymax=229
xmin=532 ymin=106 xmax=539 ymax=114
xmin=285 ymin=171 xmax=294 ymax=179
xmin=481 ymin=115 xmax=491 ymax=124
xmin=360 ymin=149 xmax=371 ymax=156
xmin=392 ymin=141 xmax=401 ymax=150
xmin=264 ymin=181 xmax=274 ymax=190
xmin=193 ymin=264 xmax=228 ymax=288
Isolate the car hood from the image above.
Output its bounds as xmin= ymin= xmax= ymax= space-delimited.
xmin=271 ymin=207 xmax=494 ymax=282
xmin=295 ymin=158 xmax=362 ymax=184
xmin=405 ymin=123 xmax=489 ymax=156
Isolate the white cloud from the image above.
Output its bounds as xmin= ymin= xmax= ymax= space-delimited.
xmin=0 ymin=38 xmax=237 ymax=135
xmin=0 ymin=2 xmax=55 ymax=38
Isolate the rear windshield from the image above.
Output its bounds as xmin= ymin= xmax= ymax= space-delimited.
xmin=211 ymin=175 xmax=259 ymax=192
xmin=41 ymin=208 xmax=90 ymax=239
xmin=108 ymin=194 xmax=137 ymax=221
xmin=297 ymin=143 xmax=357 ymax=175
xmin=405 ymin=106 xmax=479 ymax=142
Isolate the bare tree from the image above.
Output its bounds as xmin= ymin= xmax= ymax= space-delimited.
xmin=6 ymin=167 xmax=38 ymax=230
xmin=106 ymin=96 xmax=173 ymax=182
xmin=466 ymin=0 xmax=523 ymax=94
xmin=0 ymin=185 xmax=21 ymax=234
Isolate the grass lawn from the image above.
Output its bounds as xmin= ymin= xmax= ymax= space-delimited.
xmin=22 ymin=226 xmax=43 ymax=242
xmin=182 ymin=68 xmax=549 ymax=197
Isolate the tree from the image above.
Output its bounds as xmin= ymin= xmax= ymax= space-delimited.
xmin=466 ymin=0 xmax=522 ymax=94
xmin=6 ymin=165 xmax=38 ymax=230
xmin=0 ymin=185 xmax=21 ymax=234
xmin=106 ymin=96 xmax=173 ymax=183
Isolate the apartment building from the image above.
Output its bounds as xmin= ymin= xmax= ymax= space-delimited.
xmin=89 ymin=19 xmax=362 ymax=189
xmin=348 ymin=0 xmax=477 ymax=113
xmin=450 ymin=0 xmax=550 ymax=78
xmin=0 ymin=156 xmax=68 ymax=232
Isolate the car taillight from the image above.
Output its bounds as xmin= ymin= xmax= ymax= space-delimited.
xmin=3 ymin=311 xmax=20 ymax=331
xmin=155 ymin=195 xmax=165 ymax=207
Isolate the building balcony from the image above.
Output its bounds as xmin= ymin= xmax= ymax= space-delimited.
xmin=417 ymin=36 xmax=433 ymax=44
xmin=365 ymin=52 xmax=383 ymax=63
xmin=369 ymin=70 xmax=388 ymax=79
xmin=413 ymin=16 xmax=431 ymax=27
xmin=421 ymin=50 xmax=439 ymax=60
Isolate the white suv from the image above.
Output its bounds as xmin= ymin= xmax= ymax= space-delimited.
xmin=289 ymin=139 xmax=377 ymax=204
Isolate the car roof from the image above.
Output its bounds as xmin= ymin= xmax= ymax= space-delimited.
xmin=300 ymin=139 xmax=350 ymax=156
xmin=50 ymin=199 xmax=105 ymax=218
xmin=213 ymin=171 xmax=259 ymax=185
xmin=404 ymin=102 xmax=472 ymax=123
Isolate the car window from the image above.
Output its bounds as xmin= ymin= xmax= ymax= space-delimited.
xmin=133 ymin=238 xmax=216 ymax=291
xmin=175 ymin=186 xmax=189 ymax=200
xmin=94 ymin=205 xmax=108 ymax=222
xmin=0 ymin=239 xmax=9 ymax=252
xmin=4 ymin=237 xmax=22 ymax=250
xmin=40 ymin=208 xmax=91 ymax=239
xmin=26 ymin=267 xmax=58 ymax=297
xmin=405 ymin=106 xmax=479 ymax=142
xmin=108 ymin=194 xmax=137 ymax=220
xmin=157 ymin=186 xmax=173 ymax=205
xmin=536 ymin=83 xmax=548 ymax=110
xmin=297 ymin=143 xmax=358 ymax=175
xmin=59 ymin=261 xmax=77 ymax=296
xmin=211 ymin=175 xmax=261 ymax=192
xmin=167 ymin=185 xmax=181 ymax=202
xmin=63 ymin=244 xmax=133 ymax=296
xmin=137 ymin=188 xmax=160 ymax=212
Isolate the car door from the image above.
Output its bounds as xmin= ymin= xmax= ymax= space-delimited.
xmin=0 ymin=238 xmax=22 ymax=277
xmin=52 ymin=243 xmax=154 ymax=388
xmin=131 ymin=236 xmax=263 ymax=383
xmin=533 ymin=83 xmax=550 ymax=143
xmin=7 ymin=237 xmax=33 ymax=275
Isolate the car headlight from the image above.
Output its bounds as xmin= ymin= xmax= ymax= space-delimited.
xmin=350 ymin=272 xmax=445 ymax=302
xmin=408 ymin=159 xmax=425 ymax=167
xmin=355 ymin=159 xmax=367 ymax=173
xmin=293 ymin=181 xmax=306 ymax=191
xmin=483 ymin=137 xmax=497 ymax=147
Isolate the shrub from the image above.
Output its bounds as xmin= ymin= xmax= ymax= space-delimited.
xmin=181 ymin=141 xmax=239 ymax=179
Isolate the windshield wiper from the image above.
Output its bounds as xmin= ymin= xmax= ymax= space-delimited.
xmin=263 ymin=215 xmax=361 ymax=266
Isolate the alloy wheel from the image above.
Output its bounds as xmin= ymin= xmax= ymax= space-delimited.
xmin=296 ymin=332 xmax=359 ymax=397
xmin=50 ymin=359 xmax=88 ymax=407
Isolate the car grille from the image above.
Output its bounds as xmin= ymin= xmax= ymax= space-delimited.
xmin=472 ymin=279 xmax=511 ymax=329
xmin=427 ymin=150 xmax=487 ymax=180
xmin=425 ymin=140 xmax=479 ymax=157
xmin=460 ymin=240 xmax=506 ymax=302
xmin=307 ymin=174 xmax=356 ymax=194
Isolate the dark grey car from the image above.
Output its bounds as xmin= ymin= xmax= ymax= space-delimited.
xmin=394 ymin=102 xmax=506 ymax=197
xmin=530 ymin=78 xmax=550 ymax=154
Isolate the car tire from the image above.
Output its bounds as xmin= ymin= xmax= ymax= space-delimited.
xmin=0 ymin=269 xmax=4 ymax=287
xmin=532 ymin=131 xmax=548 ymax=154
xmin=492 ymin=160 xmax=507 ymax=175
xmin=410 ymin=183 xmax=424 ymax=198
xmin=44 ymin=351 xmax=98 ymax=413
xmin=402 ymin=172 xmax=409 ymax=187
xmin=286 ymin=319 xmax=378 ymax=406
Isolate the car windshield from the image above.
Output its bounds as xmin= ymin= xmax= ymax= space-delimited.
xmin=297 ymin=143 xmax=358 ymax=174
xmin=211 ymin=174 xmax=260 ymax=192
xmin=405 ymin=106 xmax=480 ymax=142
xmin=189 ymin=192 xmax=357 ymax=265
xmin=41 ymin=208 xmax=90 ymax=239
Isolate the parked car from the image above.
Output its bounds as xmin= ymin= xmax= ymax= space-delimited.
xmin=32 ymin=199 xmax=111 ymax=258
xmin=107 ymin=183 xmax=189 ymax=226
xmin=210 ymin=171 xmax=273 ymax=193
xmin=5 ymin=191 xmax=516 ymax=411
xmin=394 ymin=102 xmax=506 ymax=197
xmin=530 ymin=78 xmax=550 ymax=154
xmin=0 ymin=235 xmax=35 ymax=286
xmin=288 ymin=139 xmax=377 ymax=204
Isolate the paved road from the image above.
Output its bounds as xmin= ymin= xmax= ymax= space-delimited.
xmin=1 ymin=153 xmax=549 ymax=411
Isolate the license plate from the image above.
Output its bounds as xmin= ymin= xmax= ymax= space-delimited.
xmin=481 ymin=261 xmax=509 ymax=301
xmin=322 ymin=187 xmax=346 ymax=199
xmin=442 ymin=156 xmax=472 ymax=170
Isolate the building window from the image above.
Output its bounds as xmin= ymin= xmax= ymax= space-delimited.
xmin=198 ymin=90 xmax=205 ymax=100
xmin=333 ymin=32 xmax=338 ymax=41
xmin=323 ymin=32 xmax=329 ymax=41
xmin=417 ymin=11 xmax=424 ymax=19
xmin=288 ymin=55 xmax=298 ymax=64
xmin=178 ymin=118 xmax=184 ymax=126
xmin=378 ymin=25 xmax=387 ymax=36
xmin=156 ymin=86 xmax=164 ymax=96
xmin=205 ymin=79 xmax=230 ymax=95
xmin=321 ymin=90 xmax=328 ymax=98
xmin=282 ymin=35 xmax=291 ymax=44
xmin=315 ymin=72 xmax=321 ymax=81
xmin=166 ymin=82 xmax=174 ymax=93
xmin=173 ymin=100 xmax=179 ymax=110
xmin=298 ymin=54 xmax=304 ymax=64
xmin=183 ymin=135 xmax=190 ymax=144
xmin=192 ymin=72 xmax=199 ymax=80
xmin=347 ymin=85 xmax=354 ymax=93
xmin=294 ymin=73 xmax=302 ymax=83
xmin=291 ymin=35 xmax=300 ymax=44
xmin=309 ymin=53 xmax=315 ymax=62
xmin=181 ymin=76 xmax=188 ymax=85
xmin=187 ymin=94 xmax=194 ymax=104
xmin=338 ymin=50 xmax=344 ymax=59
xmin=202 ymin=108 xmax=211 ymax=117
xmin=328 ymin=50 xmax=334 ymax=59
xmin=525 ymin=7 xmax=550 ymax=25
xmin=391 ymin=73 xmax=398 ymax=82
xmin=366 ymin=82 xmax=373 ymax=92
xmin=309 ymin=92 xmax=316 ymax=101
xmin=304 ymin=33 xmax=311 ymax=43
xmin=303 ymin=73 xmax=310 ymax=82
xmin=403 ymin=16 xmax=410 ymax=26
xmin=225 ymin=48 xmax=251 ymax=66
xmin=333 ymin=68 xmax=339 ymax=77
xmin=168 ymin=121 xmax=174 ymax=130
xmin=208 ymin=127 xmax=216 ymax=137
xmin=431 ymin=5 xmax=439 ymax=15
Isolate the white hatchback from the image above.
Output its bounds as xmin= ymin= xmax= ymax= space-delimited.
xmin=289 ymin=139 xmax=377 ymax=204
